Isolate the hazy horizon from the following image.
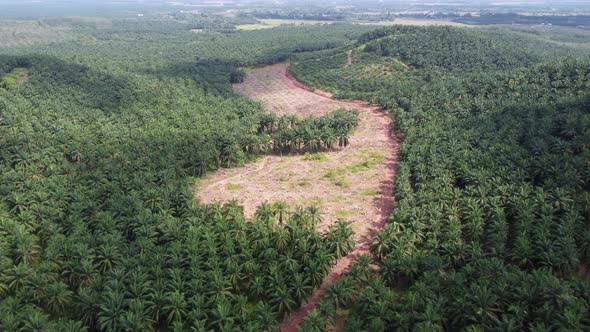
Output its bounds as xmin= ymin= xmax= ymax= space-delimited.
xmin=1 ymin=0 xmax=590 ymax=19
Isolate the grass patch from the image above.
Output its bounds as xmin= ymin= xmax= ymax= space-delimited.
xmin=324 ymin=170 xmax=350 ymax=188
xmin=1 ymin=68 xmax=28 ymax=89
xmin=360 ymin=188 xmax=378 ymax=196
xmin=349 ymin=151 xmax=385 ymax=172
xmin=298 ymin=178 xmax=311 ymax=186
xmin=324 ymin=150 xmax=384 ymax=182
xmin=348 ymin=160 xmax=374 ymax=173
xmin=294 ymin=197 xmax=324 ymax=207
xmin=323 ymin=151 xmax=385 ymax=188
xmin=302 ymin=152 xmax=328 ymax=161
xmin=335 ymin=209 xmax=354 ymax=219
xmin=225 ymin=183 xmax=242 ymax=191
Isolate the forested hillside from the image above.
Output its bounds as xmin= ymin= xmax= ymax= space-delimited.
xmin=291 ymin=26 xmax=590 ymax=331
xmin=2 ymin=13 xmax=590 ymax=331
xmin=0 ymin=18 xmax=373 ymax=331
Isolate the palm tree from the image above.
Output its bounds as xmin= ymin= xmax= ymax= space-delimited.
xmin=290 ymin=206 xmax=308 ymax=226
xmin=305 ymin=261 xmax=325 ymax=288
xmin=248 ymin=276 xmax=267 ymax=300
xmin=306 ymin=205 xmax=322 ymax=228
xmin=371 ymin=232 xmax=391 ymax=261
xmin=270 ymin=285 xmax=296 ymax=316
xmin=72 ymin=258 xmax=98 ymax=288
xmin=120 ymin=299 xmax=155 ymax=331
xmin=13 ymin=232 xmax=40 ymax=265
xmin=251 ymin=301 xmax=277 ymax=331
xmin=76 ymin=286 xmax=100 ymax=330
xmin=255 ymin=202 xmax=274 ymax=224
xmin=325 ymin=277 xmax=355 ymax=310
xmin=95 ymin=243 xmax=122 ymax=273
xmin=47 ymin=320 xmax=87 ymax=332
xmin=147 ymin=283 xmax=167 ymax=327
xmin=465 ymin=284 xmax=499 ymax=327
xmin=326 ymin=219 xmax=354 ymax=259
xmin=163 ymin=291 xmax=187 ymax=324
xmin=6 ymin=262 xmax=33 ymax=291
xmin=43 ymin=281 xmax=73 ymax=316
xmin=272 ymin=201 xmax=289 ymax=225
xmin=314 ymin=248 xmax=334 ymax=275
xmin=21 ymin=308 xmax=49 ymax=332
xmin=98 ymin=289 xmax=126 ymax=331
xmin=210 ymin=297 xmax=235 ymax=331
xmin=416 ymin=298 xmax=445 ymax=331
xmin=273 ymin=228 xmax=290 ymax=253
xmin=380 ymin=255 xmax=398 ymax=287
xmin=290 ymin=273 xmax=312 ymax=303
xmin=298 ymin=308 xmax=326 ymax=332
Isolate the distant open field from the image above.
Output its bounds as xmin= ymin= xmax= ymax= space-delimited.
xmin=236 ymin=19 xmax=338 ymax=30
xmin=363 ymin=18 xmax=469 ymax=27
xmin=236 ymin=18 xmax=469 ymax=30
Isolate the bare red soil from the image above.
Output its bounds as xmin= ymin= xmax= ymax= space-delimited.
xmin=195 ymin=62 xmax=399 ymax=331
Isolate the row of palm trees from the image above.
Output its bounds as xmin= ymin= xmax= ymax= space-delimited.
xmin=251 ymin=109 xmax=360 ymax=154
xmin=0 ymin=199 xmax=356 ymax=331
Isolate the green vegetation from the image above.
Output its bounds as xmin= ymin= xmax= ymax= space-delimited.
xmin=349 ymin=151 xmax=384 ymax=173
xmin=292 ymin=25 xmax=590 ymax=331
xmin=335 ymin=210 xmax=355 ymax=219
xmin=0 ymin=67 xmax=28 ymax=89
xmin=256 ymin=109 xmax=359 ymax=154
xmin=324 ymin=169 xmax=351 ymax=188
xmin=323 ymin=150 xmax=383 ymax=188
xmin=1 ymin=7 xmax=590 ymax=330
xmin=225 ymin=183 xmax=242 ymax=191
xmin=0 ymin=17 xmax=369 ymax=331
xmin=302 ymin=152 xmax=329 ymax=161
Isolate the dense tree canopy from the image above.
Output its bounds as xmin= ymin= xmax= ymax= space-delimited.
xmin=0 ymin=18 xmax=368 ymax=331
xmin=291 ymin=25 xmax=590 ymax=331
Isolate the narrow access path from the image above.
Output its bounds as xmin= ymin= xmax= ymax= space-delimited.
xmin=194 ymin=59 xmax=399 ymax=331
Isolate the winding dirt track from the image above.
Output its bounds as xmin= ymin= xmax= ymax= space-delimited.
xmin=278 ymin=65 xmax=397 ymax=331
xmin=194 ymin=62 xmax=399 ymax=330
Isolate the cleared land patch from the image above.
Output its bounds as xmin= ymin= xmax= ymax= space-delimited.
xmin=236 ymin=19 xmax=336 ymax=30
xmin=361 ymin=18 xmax=468 ymax=27
xmin=195 ymin=63 xmax=397 ymax=244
